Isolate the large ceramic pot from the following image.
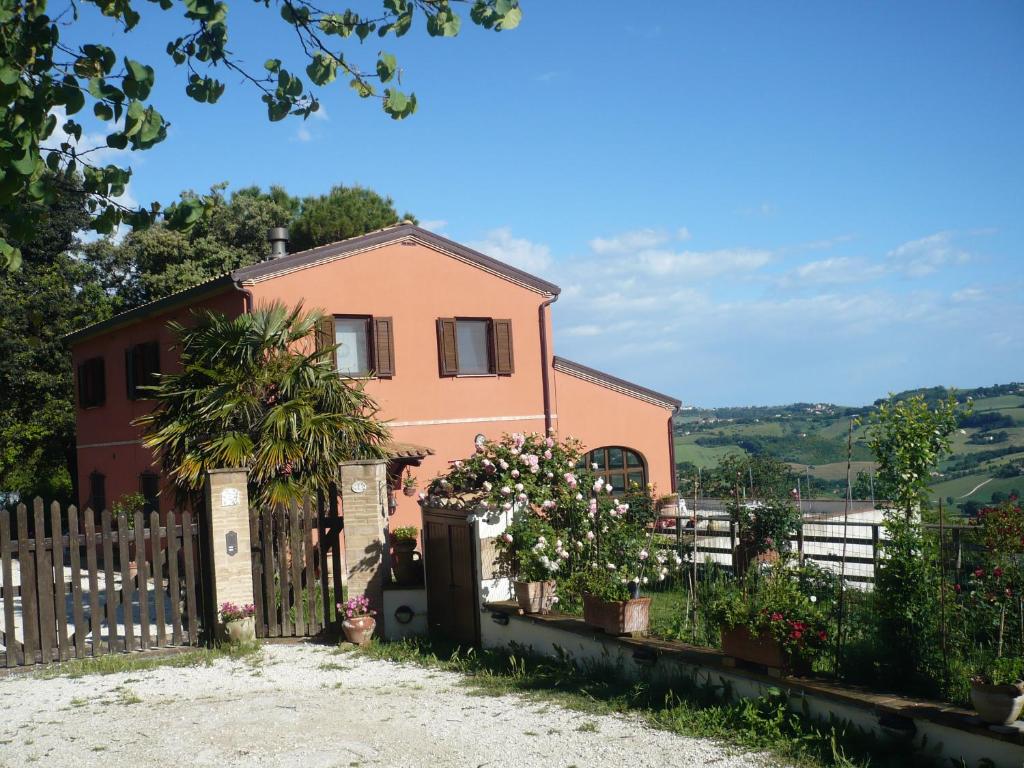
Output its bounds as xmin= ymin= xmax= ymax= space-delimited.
xmin=342 ymin=615 xmax=376 ymax=646
xmin=392 ymin=540 xmax=422 ymax=586
xmin=402 ymin=485 xmax=418 ymax=497
xmin=582 ymin=593 xmax=650 ymax=635
xmin=970 ymin=679 xmax=1024 ymax=726
xmin=513 ymin=580 xmax=557 ymax=614
xmin=224 ymin=616 xmax=256 ymax=644
xmin=719 ymin=625 xmax=810 ymax=676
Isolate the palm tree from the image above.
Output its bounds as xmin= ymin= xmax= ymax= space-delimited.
xmin=136 ymin=302 xmax=389 ymax=508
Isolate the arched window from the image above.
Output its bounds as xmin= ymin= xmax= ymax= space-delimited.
xmin=580 ymin=447 xmax=646 ymax=494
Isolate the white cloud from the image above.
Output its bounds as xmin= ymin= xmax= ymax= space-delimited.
xmin=563 ymin=324 xmax=603 ymax=337
xmin=589 ymin=228 xmax=671 ymax=255
xmin=952 ymin=287 xmax=986 ymax=302
xmin=677 ymin=226 xmax=692 ymax=241
xmin=887 ymin=231 xmax=970 ymax=277
xmin=295 ymin=126 xmax=313 ymax=142
xmin=781 ymin=256 xmax=887 ymax=286
xmin=469 ymin=227 xmax=552 ymax=272
xmin=419 ymin=219 xmax=448 ymax=231
xmin=628 ymin=247 xmax=772 ymax=278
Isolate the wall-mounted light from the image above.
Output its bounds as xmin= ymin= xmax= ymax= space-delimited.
xmin=394 ymin=605 xmax=415 ymax=625
xmin=474 ymin=433 xmax=487 ymax=448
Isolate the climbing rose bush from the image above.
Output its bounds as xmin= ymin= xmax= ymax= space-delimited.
xmin=428 ymin=432 xmax=683 ymax=606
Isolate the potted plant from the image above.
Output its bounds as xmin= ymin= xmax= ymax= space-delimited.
xmin=708 ymin=563 xmax=828 ymax=676
xmin=729 ymin=494 xmax=800 ymax=576
xmin=390 ymin=525 xmax=422 ymax=585
xmin=339 ymin=595 xmax=376 ymax=646
xmin=495 ymin=512 xmax=562 ymax=614
xmin=402 ymin=473 xmax=419 ymax=497
xmin=572 ymin=483 xmax=681 ymax=635
xmin=970 ymin=657 xmax=1024 ymax=726
xmin=220 ymin=601 xmax=256 ymax=643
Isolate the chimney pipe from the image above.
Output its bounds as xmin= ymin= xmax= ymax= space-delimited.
xmin=267 ymin=227 xmax=289 ymax=259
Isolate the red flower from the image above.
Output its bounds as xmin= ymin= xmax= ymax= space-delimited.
xmin=771 ymin=612 xmax=783 ymax=622
xmin=953 ymin=584 xmax=961 ymax=593
xmin=974 ymin=568 xmax=985 ymax=578
xmin=993 ymin=567 xmax=1003 ymax=578
xmin=790 ymin=630 xmax=803 ymax=640
xmin=818 ymin=630 xmax=827 ymax=642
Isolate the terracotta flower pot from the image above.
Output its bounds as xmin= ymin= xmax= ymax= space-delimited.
xmin=342 ymin=615 xmax=376 ymax=646
xmin=582 ymin=593 xmax=650 ymax=635
xmin=224 ymin=616 xmax=255 ymax=644
xmin=513 ymin=580 xmax=557 ymax=614
xmin=970 ymin=679 xmax=1024 ymax=725
xmin=392 ymin=540 xmax=422 ymax=585
xmin=127 ymin=561 xmax=138 ymax=585
xmin=719 ymin=625 xmax=810 ymax=676
xmin=402 ymin=486 xmax=418 ymax=497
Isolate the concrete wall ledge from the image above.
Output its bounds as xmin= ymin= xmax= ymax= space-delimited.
xmin=483 ymin=601 xmax=1024 ymax=766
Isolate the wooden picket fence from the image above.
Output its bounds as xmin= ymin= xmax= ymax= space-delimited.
xmin=249 ymin=496 xmax=343 ymax=639
xmin=0 ymin=499 xmax=205 ymax=668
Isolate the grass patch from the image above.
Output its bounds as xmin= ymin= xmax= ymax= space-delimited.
xmin=32 ymin=643 xmax=263 ymax=680
xmin=357 ymin=637 xmax=946 ymax=768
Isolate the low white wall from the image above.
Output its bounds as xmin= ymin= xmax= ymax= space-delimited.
xmin=382 ymin=587 xmax=428 ymax=641
xmin=480 ymin=609 xmax=1024 ymax=768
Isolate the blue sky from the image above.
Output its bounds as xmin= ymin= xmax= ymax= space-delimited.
xmin=68 ymin=1 xmax=1023 ymax=406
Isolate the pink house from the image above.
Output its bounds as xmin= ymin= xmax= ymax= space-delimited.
xmin=67 ymin=224 xmax=680 ymax=528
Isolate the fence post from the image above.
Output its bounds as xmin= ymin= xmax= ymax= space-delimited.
xmin=871 ymin=524 xmax=880 ymax=575
xmin=339 ymin=459 xmax=389 ymax=633
xmin=729 ymin=519 xmax=737 ymax=553
xmin=797 ymin=523 xmax=805 ymax=567
xmin=203 ymin=468 xmax=255 ymax=637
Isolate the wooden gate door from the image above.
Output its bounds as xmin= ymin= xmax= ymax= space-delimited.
xmin=249 ymin=491 xmax=343 ymax=638
xmin=1 ymin=500 xmax=206 ymax=668
xmin=422 ymin=507 xmax=479 ymax=647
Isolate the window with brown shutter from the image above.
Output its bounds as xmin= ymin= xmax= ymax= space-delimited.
xmin=373 ymin=317 xmax=395 ymax=377
xmin=77 ymin=357 xmax=106 ymax=408
xmin=126 ymin=341 xmax=160 ymax=400
xmin=491 ymin=319 xmax=514 ymax=375
xmin=437 ymin=318 xmax=459 ymax=376
xmin=318 ymin=314 xmax=395 ymax=378
xmin=438 ymin=318 xmax=515 ymax=376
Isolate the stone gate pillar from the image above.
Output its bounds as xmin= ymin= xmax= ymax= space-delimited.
xmin=339 ymin=459 xmax=389 ymax=627
xmin=202 ymin=468 xmax=255 ymax=619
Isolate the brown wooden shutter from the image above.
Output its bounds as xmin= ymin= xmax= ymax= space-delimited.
xmin=491 ymin=319 xmax=514 ymax=375
xmin=94 ymin=358 xmax=105 ymax=405
xmin=77 ymin=363 xmax=87 ymax=406
xmin=437 ymin=318 xmax=459 ymax=376
xmin=372 ymin=316 xmax=395 ymax=378
xmin=314 ymin=315 xmax=335 ymax=360
xmin=125 ymin=348 xmax=136 ymax=399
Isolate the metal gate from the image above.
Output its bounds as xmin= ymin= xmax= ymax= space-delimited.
xmin=1 ymin=499 xmax=207 ymax=668
xmin=422 ymin=506 xmax=480 ymax=646
xmin=249 ymin=492 xmax=343 ymax=638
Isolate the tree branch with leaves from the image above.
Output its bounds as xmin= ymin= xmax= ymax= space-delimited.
xmin=0 ymin=0 xmax=523 ymax=270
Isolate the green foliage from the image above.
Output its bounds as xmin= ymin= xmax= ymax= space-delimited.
xmin=390 ymin=525 xmax=418 ymax=541
xmin=701 ymin=452 xmax=797 ymax=499
xmin=111 ymin=492 xmax=146 ymax=526
xmin=289 ymin=185 xmax=410 ymax=253
xmin=0 ymin=175 xmax=115 ymax=502
xmin=867 ymin=394 xmax=963 ymax=694
xmin=136 ymin=302 xmax=389 ymax=508
xmin=495 ymin=512 xmax=561 ymax=582
xmin=0 ymin=0 xmax=523 ymax=271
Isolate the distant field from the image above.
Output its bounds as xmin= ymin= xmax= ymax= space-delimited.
xmin=673 ymin=438 xmax=744 ymax=468
xmin=930 ymin=473 xmax=1023 ymax=502
xmin=790 ymin=460 xmax=877 ymax=481
xmin=969 ymin=395 xmax=1024 ymax=412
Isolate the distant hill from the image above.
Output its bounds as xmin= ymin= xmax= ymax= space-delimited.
xmin=673 ymin=383 xmax=1024 ymax=507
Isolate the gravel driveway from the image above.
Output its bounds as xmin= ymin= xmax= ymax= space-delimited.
xmin=0 ymin=643 xmax=779 ymax=768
